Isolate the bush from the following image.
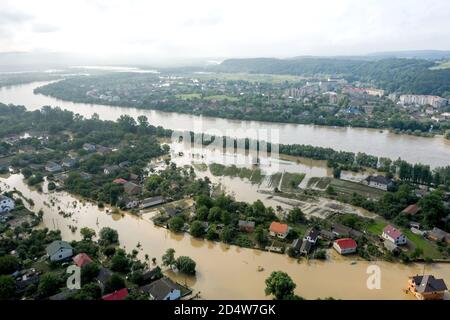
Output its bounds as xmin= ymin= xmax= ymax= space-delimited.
xmin=168 ymin=216 xmax=184 ymax=232
xmin=189 ymin=221 xmax=205 ymax=237
xmin=104 ymin=274 xmax=125 ymax=294
xmin=175 ymin=256 xmax=196 ymax=275
xmin=0 ymin=275 xmax=15 ymax=299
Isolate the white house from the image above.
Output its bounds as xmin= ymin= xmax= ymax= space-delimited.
xmin=303 ymin=228 xmax=319 ymax=244
xmin=382 ymin=225 xmax=407 ymax=245
xmin=141 ymin=277 xmax=181 ymax=300
xmin=46 ymin=240 xmax=73 ymax=262
xmin=0 ymin=195 xmax=15 ymax=213
xmin=333 ymin=238 xmax=357 ymax=255
xmin=364 ymin=175 xmax=393 ymax=191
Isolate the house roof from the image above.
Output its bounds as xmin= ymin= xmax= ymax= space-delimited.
xmin=300 ymin=240 xmax=312 ymax=253
xmin=46 ymin=240 xmax=72 ymax=256
xmin=269 ymin=222 xmax=289 ymax=234
xmin=96 ymin=267 xmax=113 ymax=284
xmin=383 ymin=225 xmax=404 ymax=240
xmin=141 ymin=196 xmax=166 ymax=208
xmin=124 ymin=181 xmax=141 ymax=194
xmin=238 ymin=220 xmax=255 ymax=229
xmin=334 ymin=238 xmax=357 ymax=250
xmin=291 ymin=239 xmax=302 ymax=250
xmin=140 ymin=277 xmax=180 ymax=300
xmin=367 ymin=175 xmax=392 ymax=185
xmin=402 ymin=204 xmax=420 ymax=215
xmin=72 ymin=253 xmax=93 ymax=268
xmin=411 ymin=275 xmax=448 ymax=293
xmin=102 ymin=288 xmax=128 ymax=300
xmin=113 ymin=178 xmax=128 ymax=184
xmin=304 ymin=228 xmax=319 ymax=240
xmin=428 ymin=227 xmax=450 ymax=241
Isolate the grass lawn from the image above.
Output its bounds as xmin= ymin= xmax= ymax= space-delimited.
xmin=204 ymin=94 xmax=239 ymax=102
xmin=403 ymin=229 xmax=442 ymax=260
xmin=430 ymin=61 xmax=450 ymax=70
xmin=366 ymin=220 xmax=387 ymax=235
xmin=175 ymin=93 xmax=202 ymax=100
xmin=330 ymin=179 xmax=385 ymax=199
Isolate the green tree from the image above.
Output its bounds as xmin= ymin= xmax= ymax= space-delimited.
xmin=110 ymin=250 xmax=130 ymax=273
xmin=0 ymin=255 xmax=20 ymax=275
xmin=190 ymin=221 xmax=205 ymax=237
xmin=104 ymin=274 xmax=126 ymax=294
xmin=99 ymin=227 xmax=119 ymax=246
xmin=168 ymin=216 xmax=184 ymax=232
xmin=162 ymin=248 xmax=176 ymax=267
xmin=38 ymin=273 xmax=61 ymax=297
xmin=287 ymin=208 xmax=306 ymax=224
xmin=175 ymin=256 xmax=196 ymax=275
xmin=0 ymin=275 xmax=15 ymax=300
xmin=206 ymin=224 xmax=217 ymax=241
xmin=265 ymin=271 xmax=297 ymax=300
xmin=220 ymin=226 xmax=235 ymax=243
xmin=81 ymin=263 xmax=100 ymax=284
xmin=254 ymin=225 xmax=268 ymax=246
xmin=80 ymin=227 xmax=96 ymax=241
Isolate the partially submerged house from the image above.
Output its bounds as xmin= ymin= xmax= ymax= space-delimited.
xmin=407 ymin=275 xmax=448 ymax=300
xmin=140 ymin=277 xmax=181 ymax=300
xmin=364 ymin=175 xmax=393 ymax=191
xmin=333 ymin=238 xmax=357 ymax=255
xmin=141 ymin=196 xmax=166 ymax=209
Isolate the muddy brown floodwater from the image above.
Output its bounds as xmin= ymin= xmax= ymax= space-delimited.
xmin=1 ymin=174 xmax=449 ymax=300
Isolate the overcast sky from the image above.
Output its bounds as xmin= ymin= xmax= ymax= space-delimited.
xmin=1 ymin=0 xmax=450 ymax=61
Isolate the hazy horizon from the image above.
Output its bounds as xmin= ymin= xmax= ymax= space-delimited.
xmin=1 ymin=0 xmax=450 ymax=66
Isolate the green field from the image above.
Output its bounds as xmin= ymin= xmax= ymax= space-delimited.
xmin=330 ymin=179 xmax=385 ymax=199
xmin=366 ymin=220 xmax=387 ymax=235
xmin=280 ymin=173 xmax=305 ymax=191
xmin=175 ymin=93 xmax=202 ymax=100
xmin=208 ymin=163 xmax=263 ymax=184
xmin=430 ymin=61 xmax=450 ymax=70
xmin=204 ymin=94 xmax=239 ymax=102
xmin=403 ymin=229 xmax=442 ymax=260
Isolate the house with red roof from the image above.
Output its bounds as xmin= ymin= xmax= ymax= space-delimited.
xmin=102 ymin=288 xmax=128 ymax=300
xmin=401 ymin=204 xmax=420 ymax=215
xmin=269 ymin=222 xmax=290 ymax=239
xmin=72 ymin=253 xmax=93 ymax=268
xmin=333 ymin=238 xmax=357 ymax=255
xmin=113 ymin=178 xmax=128 ymax=185
xmin=382 ymin=225 xmax=407 ymax=245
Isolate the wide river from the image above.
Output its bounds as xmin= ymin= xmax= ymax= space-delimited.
xmin=1 ymin=81 xmax=450 ymax=168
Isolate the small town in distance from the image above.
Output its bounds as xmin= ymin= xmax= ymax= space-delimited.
xmin=0 ymin=0 xmax=449 ymax=305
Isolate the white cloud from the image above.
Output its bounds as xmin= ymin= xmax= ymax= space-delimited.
xmin=0 ymin=0 xmax=449 ymax=59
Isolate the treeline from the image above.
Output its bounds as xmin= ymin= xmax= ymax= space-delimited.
xmin=215 ymin=57 xmax=450 ymax=97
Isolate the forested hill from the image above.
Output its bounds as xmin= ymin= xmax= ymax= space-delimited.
xmin=214 ymin=57 xmax=450 ymax=97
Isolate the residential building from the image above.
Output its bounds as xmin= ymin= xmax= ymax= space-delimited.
xmin=407 ymin=275 xmax=448 ymax=300
xmin=319 ymin=229 xmax=335 ymax=240
xmin=382 ymin=225 xmax=407 ymax=245
xmin=299 ymin=240 xmax=312 ymax=255
xmin=113 ymin=178 xmax=128 ymax=184
xmin=62 ymin=157 xmax=77 ymax=168
xmin=72 ymin=253 xmax=93 ymax=268
xmin=291 ymin=239 xmax=302 ymax=254
xmin=0 ymin=195 xmax=15 ymax=213
xmin=141 ymin=196 xmax=166 ymax=209
xmin=82 ymin=143 xmax=96 ymax=152
xmin=303 ymin=228 xmax=319 ymax=244
xmin=96 ymin=267 xmax=113 ymax=292
xmin=123 ymin=181 xmax=141 ymax=196
xmin=427 ymin=227 xmax=450 ymax=244
xmin=46 ymin=240 xmax=73 ymax=262
xmin=96 ymin=145 xmax=113 ymax=155
xmin=364 ymin=175 xmax=393 ymax=191
xmin=103 ymin=165 xmax=120 ymax=175
xmin=333 ymin=238 xmax=357 ymax=255
xmin=400 ymin=94 xmax=448 ymax=108
xmin=45 ymin=161 xmax=62 ymax=173
xmin=269 ymin=222 xmax=289 ymax=239
xmin=238 ymin=220 xmax=255 ymax=233
xmin=140 ymin=277 xmax=181 ymax=300
xmin=401 ymin=203 xmax=420 ymax=215
xmin=331 ymin=223 xmax=363 ymax=239
xmin=102 ymin=288 xmax=129 ymax=300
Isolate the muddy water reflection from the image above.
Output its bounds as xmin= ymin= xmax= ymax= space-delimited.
xmin=1 ymin=174 xmax=449 ymax=300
